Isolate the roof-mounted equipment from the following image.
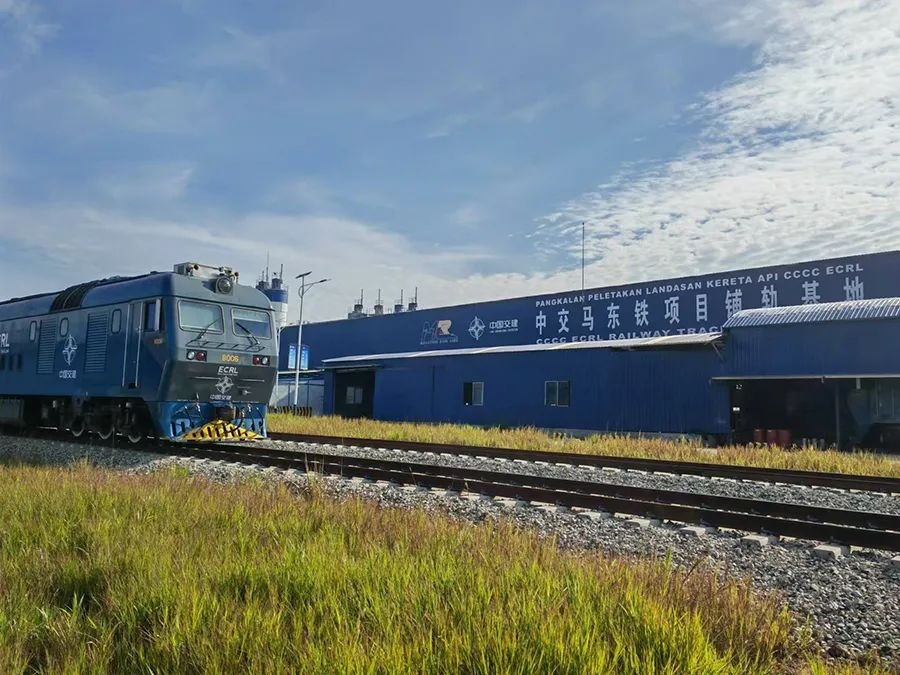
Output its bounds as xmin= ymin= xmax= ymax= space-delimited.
xmin=174 ymin=262 xmax=240 ymax=295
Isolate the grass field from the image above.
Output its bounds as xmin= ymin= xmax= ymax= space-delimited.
xmin=0 ymin=460 xmax=880 ymax=674
xmin=269 ymin=413 xmax=900 ymax=478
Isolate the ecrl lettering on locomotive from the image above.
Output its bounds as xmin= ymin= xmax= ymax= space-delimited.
xmin=0 ymin=332 xmax=9 ymax=354
xmin=217 ymin=365 xmax=239 ymax=376
xmin=58 ymin=370 xmax=77 ymax=379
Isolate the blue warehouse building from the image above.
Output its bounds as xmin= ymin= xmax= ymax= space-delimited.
xmin=322 ymin=334 xmax=729 ymax=439
xmin=279 ymin=251 xmax=900 ymax=448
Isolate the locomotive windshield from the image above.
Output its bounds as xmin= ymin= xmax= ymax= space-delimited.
xmin=178 ymin=300 xmax=224 ymax=333
xmin=232 ymin=308 xmax=272 ymax=339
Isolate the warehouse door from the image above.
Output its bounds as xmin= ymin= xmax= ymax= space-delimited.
xmin=333 ymin=369 xmax=375 ymax=418
xmin=729 ymin=379 xmax=845 ymax=447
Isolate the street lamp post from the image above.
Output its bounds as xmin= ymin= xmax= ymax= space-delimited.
xmin=292 ymin=272 xmax=330 ymax=408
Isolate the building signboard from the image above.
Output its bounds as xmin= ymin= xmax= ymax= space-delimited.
xmin=281 ymin=251 xmax=900 ymax=368
xmin=286 ymin=344 xmax=309 ymax=371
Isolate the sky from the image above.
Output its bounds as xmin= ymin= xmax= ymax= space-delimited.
xmin=1 ymin=0 xmax=899 ymax=322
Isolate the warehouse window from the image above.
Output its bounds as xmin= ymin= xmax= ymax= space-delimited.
xmin=872 ymin=382 xmax=900 ymax=420
xmin=345 ymin=386 xmax=364 ymax=405
xmin=544 ymin=380 xmax=571 ymax=407
xmin=463 ymin=381 xmax=484 ymax=406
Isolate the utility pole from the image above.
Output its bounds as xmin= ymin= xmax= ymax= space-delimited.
xmin=292 ymin=271 xmax=330 ymax=408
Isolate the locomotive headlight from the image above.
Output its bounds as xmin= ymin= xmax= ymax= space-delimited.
xmin=215 ymin=275 xmax=234 ymax=294
xmin=187 ymin=350 xmax=196 ymax=360
xmin=186 ymin=350 xmax=207 ymax=361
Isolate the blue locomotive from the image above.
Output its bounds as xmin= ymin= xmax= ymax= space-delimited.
xmin=0 ymin=262 xmax=277 ymax=442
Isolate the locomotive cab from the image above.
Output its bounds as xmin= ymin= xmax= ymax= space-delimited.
xmin=154 ymin=263 xmax=278 ymax=441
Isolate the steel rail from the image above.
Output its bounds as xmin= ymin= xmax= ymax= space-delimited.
xmin=267 ymin=432 xmax=900 ymax=494
xmin=175 ymin=442 xmax=900 ymax=552
xmin=5 ymin=428 xmax=898 ymax=551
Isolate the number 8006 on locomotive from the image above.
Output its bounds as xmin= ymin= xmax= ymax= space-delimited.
xmin=0 ymin=262 xmax=278 ymax=442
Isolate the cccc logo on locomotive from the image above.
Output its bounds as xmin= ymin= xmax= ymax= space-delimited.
xmin=62 ymin=335 xmax=78 ymax=366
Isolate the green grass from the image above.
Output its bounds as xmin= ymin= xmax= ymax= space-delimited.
xmin=269 ymin=414 xmax=900 ymax=479
xmin=0 ymin=460 xmax=870 ymax=673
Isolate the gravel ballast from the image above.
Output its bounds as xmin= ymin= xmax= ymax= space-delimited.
xmin=260 ymin=439 xmax=900 ymax=516
xmin=1 ymin=434 xmax=899 ymax=666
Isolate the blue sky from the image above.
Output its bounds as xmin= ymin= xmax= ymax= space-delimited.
xmin=2 ymin=0 xmax=899 ymax=321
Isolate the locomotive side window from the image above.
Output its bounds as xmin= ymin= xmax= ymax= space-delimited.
xmin=144 ymin=299 xmax=162 ymax=333
xmin=111 ymin=309 xmax=122 ymax=334
xmin=29 ymin=321 xmax=37 ymax=341
xmin=179 ymin=301 xmax=224 ymax=333
xmin=232 ymin=308 xmax=272 ymax=339
xmin=60 ymin=318 xmax=69 ymax=336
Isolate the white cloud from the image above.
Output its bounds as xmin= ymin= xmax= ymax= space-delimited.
xmin=99 ymin=162 xmax=195 ymax=203
xmin=451 ymin=203 xmax=487 ymax=229
xmin=424 ymin=113 xmax=477 ymax=139
xmin=192 ymin=26 xmax=306 ymax=85
xmin=29 ymin=78 xmax=216 ymax=134
xmin=538 ymin=0 xmax=900 ymax=281
xmin=264 ymin=178 xmax=338 ymax=214
xmin=508 ymin=98 xmax=557 ymax=124
xmin=0 ymin=0 xmax=56 ymax=57
xmin=4 ymin=0 xmax=899 ymax=323
xmin=0 ymin=205 xmax=501 ymax=322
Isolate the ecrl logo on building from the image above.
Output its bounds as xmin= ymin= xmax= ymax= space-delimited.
xmin=421 ymin=320 xmax=458 ymax=345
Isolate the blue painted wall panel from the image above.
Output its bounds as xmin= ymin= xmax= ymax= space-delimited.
xmin=727 ymin=320 xmax=900 ymax=377
xmin=604 ymin=350 xmax=730 ymax=434
xmin=287 ymin=251 xmax=900 ymax=369
xmin=327 ymin=346 xmax=730 ymax=435
xmin=373 ymin=365 xmax=437 ymax=422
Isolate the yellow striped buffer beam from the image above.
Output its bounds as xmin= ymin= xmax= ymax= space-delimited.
xmin=178 ymin=420 xmax=262 ymax=441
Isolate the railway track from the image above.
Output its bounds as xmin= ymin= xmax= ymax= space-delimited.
xmin=175 ymin=440 xmax=900 ymax=552
xmin=268 ymin=432 xmax=900 ymax=494
xmin=3 ymin=428 xmax=899 ymax=552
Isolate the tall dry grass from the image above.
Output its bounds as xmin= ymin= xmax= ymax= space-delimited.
xmin=0 ymin=460 xmax=867 ymax=673
xmin=269 ymin=414 xmax=900 ymax=478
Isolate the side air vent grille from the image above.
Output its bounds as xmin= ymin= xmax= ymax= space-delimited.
xmin=85 ymin=312 xmax=109 ymax=373
xmin=37 ymin=319 xmax=57 ymax=374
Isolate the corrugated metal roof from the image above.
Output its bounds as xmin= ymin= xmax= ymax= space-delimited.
xmin=724 ymin=297 xmax=900 ymax=328
xmin=323 ymin=332 xmax=723 ymax=364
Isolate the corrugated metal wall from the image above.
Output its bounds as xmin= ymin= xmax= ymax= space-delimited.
xmin=321 ymin=316 xmax=900 ymax=438
xmin=329 ymin=345 xmax=729 ymax=436
xmin=726 ymin=320 xmax=900 ymax=377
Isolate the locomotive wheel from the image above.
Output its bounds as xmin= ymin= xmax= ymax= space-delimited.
xmin=96 ymin=419 xmax=115 ymax=441
xmin=127 ymin=431 xmax=144 ymax=444
xmin=70 ymin=418 xmax=86 ymax=438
